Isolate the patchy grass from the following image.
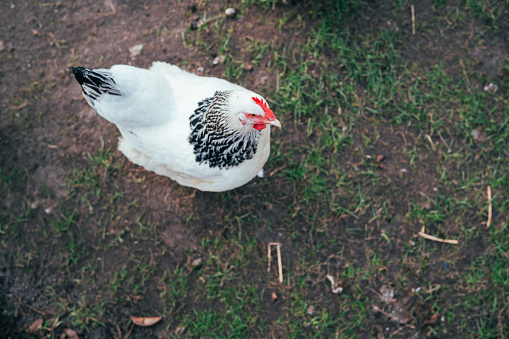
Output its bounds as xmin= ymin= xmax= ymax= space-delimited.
xmin=0 ymin=0 xmax=508 ymax=338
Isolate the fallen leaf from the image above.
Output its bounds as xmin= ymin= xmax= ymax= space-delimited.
xmin=26 ymin=318 xmax=43 ymax=335
xmin=63 ymin=328 xmax=79 ymax=339
xmin=31 ymin=29 xmax=42 ymax=36
xmin=307 ymin=305 xmax=315 ymax=315
xmin=376 ymin=154 xmax=386 ymax=169
xmin=130 ymin=316 xmax=162 ymax=327
xmin=425 ymin=313 xmax=438 ymax=325
xmin=271 ymin=292 xmax=278 ymax=302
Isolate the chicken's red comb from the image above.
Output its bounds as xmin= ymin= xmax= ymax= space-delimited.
xmin=252 ymin=97 xmax=270 ymax=112
xmin=251 ymin=96 xmax=279 ymax=124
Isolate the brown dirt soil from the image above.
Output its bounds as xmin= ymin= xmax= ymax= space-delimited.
xmin=1 ymin=0 xmax=508 ymax=338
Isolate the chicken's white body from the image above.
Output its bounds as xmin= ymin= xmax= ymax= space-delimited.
xmin=70 ymin=62 xmax=279 ymax=192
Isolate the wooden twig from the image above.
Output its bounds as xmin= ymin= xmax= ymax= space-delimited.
xmin=411 ymin=5 xmax=416 ymax=35
xmin=486 ymin=185 xmax=492 ymax=229
xmin=464 ymin=28 xmax=474 ymax=48
xmin=106 ymin=0 xmax=116 ymax=14
xmin=275 ymin=71 xmax=280 ymax=93
xmin=22 ymin=303 xmax=47 ymax=316
xmin=460 ymin=59 xmax=471 ymax=87
xmin=123 ymin=323 xmax=134 ymax=339
xmin=373 ymin=305 xmax=391 ymax=318
xmin=268 ymin=242 xmax=283 ymax=283
xmin=418 ymin=225 xmax=458 ymax=245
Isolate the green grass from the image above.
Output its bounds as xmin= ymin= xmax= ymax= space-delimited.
xmin=173 ymin=1 xmax=508 ymax=337
xmin=1 ymin=0 xmax=508 ymax=338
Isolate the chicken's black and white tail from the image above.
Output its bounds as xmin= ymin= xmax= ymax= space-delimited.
xmin=69 ymin=67 xmax=121 ymax=106
xmin=69 ymin=64 xmax=176 ymax=128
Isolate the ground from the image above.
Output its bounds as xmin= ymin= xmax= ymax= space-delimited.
xmin=0 ymin=0 xmax=508 ymax=338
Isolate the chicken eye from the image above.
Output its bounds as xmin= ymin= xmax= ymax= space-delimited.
xmin=251 ymin=114 xmax=257 ymax=117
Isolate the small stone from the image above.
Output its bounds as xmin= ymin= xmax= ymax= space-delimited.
xmin=483 ymin=82 xmax=498 ymax=93
xmin=225 ymin=8 xmax=236 ymax=17
xmin=129 ymin=44 xmax=143 ymax=58
xmin=471 ymin=127 xmax=485 ymax=142
xmin=191 ymin=258 xmax=202 ymax=268
xmin=213 ymin=55 xmax=226 ymax=65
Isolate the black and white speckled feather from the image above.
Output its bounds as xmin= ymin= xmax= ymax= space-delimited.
xmin=189 ymin=91 xmax=260 ymax=169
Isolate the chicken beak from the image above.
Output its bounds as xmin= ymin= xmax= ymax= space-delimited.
xmin=264 ymin=109 xmax=281 ymax=128
xmin=269 ymin=118 xmax=281 ymax=128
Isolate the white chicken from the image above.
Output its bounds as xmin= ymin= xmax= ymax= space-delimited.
xmin=69 ymin=62 xmax=281 ymax=192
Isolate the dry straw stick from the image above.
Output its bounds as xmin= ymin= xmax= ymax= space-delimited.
xmin=418 ymin=225 xmax=459 ymax=245
xmin=486 ymin=185 xmax=492 ymax=229
xmin=268 ymin=242 xmax=283 ymax=283
xmin=105 ymin=0 xmax=116 ymax=14
xmin=411 ymin=5 xmax=416 ymax=35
